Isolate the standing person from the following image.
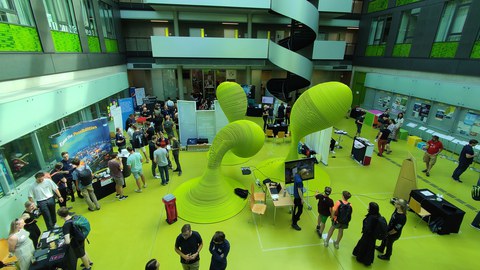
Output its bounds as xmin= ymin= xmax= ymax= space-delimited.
xmin=145 ymin=259 xmax=160 ymax=270
xmin=276 ymin=103 xmax=285 ymax=124
xmin=132 ymin=125 xmax=150 ymax=163
xmin=377 ymin=108 xmax=390 ymax=128
xmin=7 ymin=218 xmax=35 ymax=270
xmin=149 ymin=135 xmax=160 ymax=179
xmin=353 ymin=202 xmax=381 ymax=266
xmin=268 ymin=105 xmax=274 ymax=125
xmin=72 ymin=158 xmax=100 ymax=211
xmin=376 ymin=199 xmax=407 ymax=260
xmin=163 ymin=115 xmax=175 ymax=138
xmin=125 ymin=114 xmax=135 ymax=131
xmin=452 ymin=139 xmax=478 ymax=183
xmin=422 ymin=135 xmax=444 ymax=177
xmin=154 ymin=142 xmax=170 ymax=186
xmin=375 ymin=125 xmax=391 ymax=157
xmin=384 ymin=119 xmax=396 ymax=154
xmin=324 ymin=190 xmax=352 ymax=249
xmin=292 ymin=168 xmax=307 ymax=231
xmin=108 ymin=152 xmax=127 ymax=201
xmin=115 ymin=127 xmax=127 ymax=150
xmin=127 ymin=124 xmax=135 ymax=147
xmin=209 ymin=231 xmax=230 ymax=270
xmin=57 ymin=207 xmax=94 ymax=270
xmin=28 ymin=172 xmax=64 ymax=230
xmin=355 ymin=113 xmax=365 ymax=137
xmin=127 ymin=146 xmax=147 ymax=192
xmin=23 ymin=201 xmax=41 ymax=247
xmin=171 ymin=136 xmax=182 ymax=176
xmin=285 ymin=103 xmax=292 ymax=125
xmin=175 ymin=224 xmax=203 ymax=270
xmin=262 ymin=105 xmax=269 ymax=131
xmin=315 ymin=186 xmax=334 ymax=237
xmin=50 ymin=162 xmax=69 ymax=207
xmin=393 ymin=113 xmax=404 ymax=141
xmin=61 ymin=151 xmax=81 ymax=201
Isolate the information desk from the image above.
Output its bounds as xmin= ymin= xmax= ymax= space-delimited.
xmin=266 ymin=124 xmax=288 ymax=137
xmin=30 ymin=228 xmax=77 ymax=270
xmin=92 ymin=175 xmax=116 ymax=200
xmin=409 ymin=189 xmax=465 ymax=234
xmin=267 ymin=183 xmax=293 ymax=224
xmin=351 ymin=137 xmax=374 ymax=166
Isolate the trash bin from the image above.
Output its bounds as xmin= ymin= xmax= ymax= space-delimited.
xmin=162 ymin=194 xmax=177 ymax=224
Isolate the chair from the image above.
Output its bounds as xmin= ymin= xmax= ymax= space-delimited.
xmin=265 ymin=129 xmax=274 ymax=140
xmin=249 ymin=191 xmax=267 ymax=220
xmin=276 ymin=131 xmax=286 ymax=143
xmin=0 ymin=239 xmax=17 ymax=270
xmin=409 ymin=197 xmax=431 ymax=227
xmin=250 ymin=183 xmax=266 ymax=203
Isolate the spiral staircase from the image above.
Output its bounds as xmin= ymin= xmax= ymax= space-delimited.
xmin=266 ymin=0 xmax=319 ymax=101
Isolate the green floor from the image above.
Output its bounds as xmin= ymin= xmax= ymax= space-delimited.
xmin=48 ymin=116 xmax=478 ymax=269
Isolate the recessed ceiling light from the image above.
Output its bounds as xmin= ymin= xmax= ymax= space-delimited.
xmin=222 ymin=22 xmax=239 ymax=25
xmin=151 ymin=20 xmax=168 ymax=23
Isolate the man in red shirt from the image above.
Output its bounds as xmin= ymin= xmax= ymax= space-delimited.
xmin=422 ymin=135 xmax=443 ymax=176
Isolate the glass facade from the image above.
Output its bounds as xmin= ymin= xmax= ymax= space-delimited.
xmin=99 ymin=1 xmax=116 ymax=39
xmin=367 ymin=15 xmax=392 ymax=45
xmin=396 ymin=8 xmax=420 ymax=44
xmin=0 ymin=0 xmax=35 ymax=26
xmin=435 ymin=0 xmax=471 ymax=42
xmin=43 ymin=0 xmax=78 ymax=33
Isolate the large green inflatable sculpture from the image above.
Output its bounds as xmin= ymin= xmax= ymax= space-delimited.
xmin=174 ymin=120 xmax=264 ymax=223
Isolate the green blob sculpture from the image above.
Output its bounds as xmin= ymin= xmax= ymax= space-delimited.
xmin=216 ymin=82 xmax=247 ymax=122
xmin=286 ymin=82 xmax=353 ymax=161
xmin=174 ymin=120 xmax=265 ymax=223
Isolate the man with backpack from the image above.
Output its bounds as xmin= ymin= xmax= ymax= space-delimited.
xmin=57 ymin=207 xmax=93 ymax=270
xmin=72 ymin=158 xmax=100 ymax=212
xmin=376 ymin=199 xmax=407 ymax=261
xmin=324 ymin=190 xmax=352 ymax=249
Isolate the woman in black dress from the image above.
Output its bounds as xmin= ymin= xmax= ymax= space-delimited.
xmin=353 ymin=202 xmax=380 ymax=266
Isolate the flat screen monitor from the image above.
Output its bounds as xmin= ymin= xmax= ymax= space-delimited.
xmin=262 ymin=96 xmax=274 ymax=104
xmin=285 ymin=157 xmax=316 ymax=184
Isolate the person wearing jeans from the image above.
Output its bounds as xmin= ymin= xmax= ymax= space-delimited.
xmin=154 ymin=142 xmax=170 ymax=185
xmin=292 ymin=169 xmax=307 ymax=231
xmin=28 ymin=172 xmax=64 ymax=230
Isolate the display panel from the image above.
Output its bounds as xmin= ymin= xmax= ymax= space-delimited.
xmin=285 ymin=157 xmax=316 ymax=184
xmin=262 ymin=96 xmax=274 ymax=104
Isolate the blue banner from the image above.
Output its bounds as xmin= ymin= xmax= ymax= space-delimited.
xmin=118 ymin=97 xmax=135 ymax=131
xmin=50 ymin=118 xmax=112 ymax=173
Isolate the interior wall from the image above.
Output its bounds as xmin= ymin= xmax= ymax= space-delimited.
xmin=127 ymin=70 xmax=153 ymax=95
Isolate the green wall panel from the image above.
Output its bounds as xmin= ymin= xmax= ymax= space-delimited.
xmin=368 ymin=0 xmax=388 ymax=13
xmin=51 ymin=31 xmax=81 ymax=52
xmin=105 ymin=38 xmax=118 ymax=53
xmin=396 ymin=0 xmax=421 ymax=6
xmin=470 ymin=41 xmax=480 ymax=59
xmin=430 ymin=42 xmax=458 ymax=58
xmin=88 ymin=36 xmax=101 ymax=53
xmin=0 ymin=23 xmax=42 ymax=52
xmin=365 ymin=45 xmax=386 ymax=56
xmin=392 ymin=43 xmax=411 ymax=57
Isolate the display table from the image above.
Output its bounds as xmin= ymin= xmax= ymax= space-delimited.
xmin=266 ymin=124 xmax=288 ymax=137
xmin=92 ymin=173 xmax=116 ymax=200
xmin=409 ymin=189 xmax=465 ymax=234
xmin=30 ymin=228 xmax=77 ymax=270
xmin=267 ymin=183 xmax=293 ymax=224
xmin=351 ymin=137 xmax=374 ymax=165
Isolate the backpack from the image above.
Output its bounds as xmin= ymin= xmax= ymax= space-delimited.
xmin=374 ymin=216 xmax=388 ymax=240
xmin=133 ymin=132 xmax=144 ymax=148
xmin=77 ymin=167 xmax=92 ymax=186
xmin=234 ymin=188 xmax=248 ymax=199
xmin=68 ymin=215 xmax=91 ymax=242
xmin=336 ymin=201 xmax=352 ymax=225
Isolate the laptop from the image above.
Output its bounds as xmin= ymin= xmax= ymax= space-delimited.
xmin=269 ymin=183 xmax=282 ymax=195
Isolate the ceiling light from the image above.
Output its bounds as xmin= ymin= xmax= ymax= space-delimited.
xmin=347 ymin=27 xmax=359 ymax=30
xmin=222 ymin=22 xmax=239 ymax=25
xmin=151 ymin=20 xmax=168 ymax=23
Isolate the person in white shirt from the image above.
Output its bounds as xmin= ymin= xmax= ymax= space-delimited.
xmin=28 ymin=172 xmax=63 ymax=230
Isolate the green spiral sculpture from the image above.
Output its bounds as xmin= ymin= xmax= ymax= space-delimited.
xmin=174 ymin=120 xmax=265 ymax=223
xmin=286 ymin=81 xmax=352 ymax=161
xmin=216 ymin=82 xmax=247 ymax=122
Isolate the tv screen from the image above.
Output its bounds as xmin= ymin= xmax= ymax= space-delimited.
xmin=262 ymin=96 xmax=274 ymax=104
xmin=285 ymin=157 xmax=316 ymax=184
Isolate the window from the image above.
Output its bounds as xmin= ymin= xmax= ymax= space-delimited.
xmin=367 ymin=15 xmax=392 ymax=45
xmin=435 ymin=0 xmax=471 ymax=42
xmin=99 ymin=1 xmax=116 ymax=39
xmin=0 ymin=0 xmax=35 ymax=26
xmin=43 ymin=0 xmax=77 ymax=33
xmin=396 ymin=8 xmax=420 ymax=43
xmin=0 ymin=134 xmax=41 ymax=187
xmin=81 ymin=0 xmax=97 ymax=36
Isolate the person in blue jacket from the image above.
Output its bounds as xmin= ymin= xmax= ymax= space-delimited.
xmin=209 ymin=231 xmax=230 ymax=270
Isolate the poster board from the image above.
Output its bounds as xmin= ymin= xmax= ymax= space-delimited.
xmin=393 ymin=153 xmax=417 ymax=201
xmin=304 ymin=127 xmax=332 ymax=166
